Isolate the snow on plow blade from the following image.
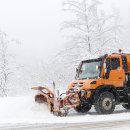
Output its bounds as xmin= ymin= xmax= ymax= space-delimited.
xmin=32 ymin=86 xmax=80 ymax=116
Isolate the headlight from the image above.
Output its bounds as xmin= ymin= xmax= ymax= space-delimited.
xmin=74 ymin=82 xmax=84 ymax=87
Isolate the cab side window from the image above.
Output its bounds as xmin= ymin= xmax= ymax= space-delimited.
xmin=111 ymin=58 xmax=120 ymax=70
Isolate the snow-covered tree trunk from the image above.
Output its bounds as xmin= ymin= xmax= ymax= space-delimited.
xmin=0 ymin=30 xmax=19 ymax=97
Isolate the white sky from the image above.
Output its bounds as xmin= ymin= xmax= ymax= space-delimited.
xmin=0 ymin=0 xmax=129 ymax=63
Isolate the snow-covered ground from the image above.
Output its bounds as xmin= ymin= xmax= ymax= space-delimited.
xmin=0 ymin=95 xmax=130 ymax=124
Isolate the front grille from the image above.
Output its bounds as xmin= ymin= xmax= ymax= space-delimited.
xmin=73 ymin=82 xmax=84 ymax=87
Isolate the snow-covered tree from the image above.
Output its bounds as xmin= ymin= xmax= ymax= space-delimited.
xmin=0 ymin=30 xmax=20 ymax=97
xmin=60 ymin=0 xmax=122 ymax=64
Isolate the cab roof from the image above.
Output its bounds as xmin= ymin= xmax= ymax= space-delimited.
xmin=82 ymin=53 xmax=130 ymax=63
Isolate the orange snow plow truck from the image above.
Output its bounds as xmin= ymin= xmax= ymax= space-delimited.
xmin=32 ymin=51 xmax=130 ymax=116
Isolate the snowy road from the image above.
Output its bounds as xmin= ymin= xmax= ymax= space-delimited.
xmin=0 ymin=120 xmax=130 ymax=130
xmin=1 ymin=96 xmax=130 ymax=129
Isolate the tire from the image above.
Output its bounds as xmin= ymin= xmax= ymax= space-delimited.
xmin=122 ymin=104 xmax=130 ymax=109
xmin=75 ymin=103 xmax=92 ymax=113
xmin=95 ymin=92 xmax=115 ymax=114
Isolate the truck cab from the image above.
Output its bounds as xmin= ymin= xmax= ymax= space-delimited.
xmin=67 ymin=53 xmax=130 ymax=114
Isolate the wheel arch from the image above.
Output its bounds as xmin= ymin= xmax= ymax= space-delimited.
xmin=92 ymin=85 xmax=119 ymax=104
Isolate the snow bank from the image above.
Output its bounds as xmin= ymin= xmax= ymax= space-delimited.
xmin=0 ymin=95 xmax=130 ymax=124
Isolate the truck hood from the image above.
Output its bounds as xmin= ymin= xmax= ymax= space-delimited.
xmin=72 ymin=79 xmax=94 ymax=84
xmin=67 ymin=79 xmax=96 ymax=91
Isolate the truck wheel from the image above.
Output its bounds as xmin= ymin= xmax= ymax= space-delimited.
xmin=122 ymin=104 xmax=130 ymax=109
xmin=75 ymin=103 xmax=91 ymax=113
xmin=95 ymin=92 xmax=115 ymax=114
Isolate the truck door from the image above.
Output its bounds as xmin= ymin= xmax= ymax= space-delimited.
xmin=109 ymin=58 xmax=125 ymax=87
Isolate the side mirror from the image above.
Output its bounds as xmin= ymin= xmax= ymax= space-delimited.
xmin=76 ymin=68 xmax=79 ymax=72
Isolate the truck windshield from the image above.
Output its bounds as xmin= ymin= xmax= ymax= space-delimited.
xmin=77 ymin=59 xmax=102 ymax=79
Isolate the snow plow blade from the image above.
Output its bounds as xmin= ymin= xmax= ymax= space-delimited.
xmin=32 ymin=86 xmax=54 ymax=112
xmin=32 ymin=86 xmax=80 ymax=116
